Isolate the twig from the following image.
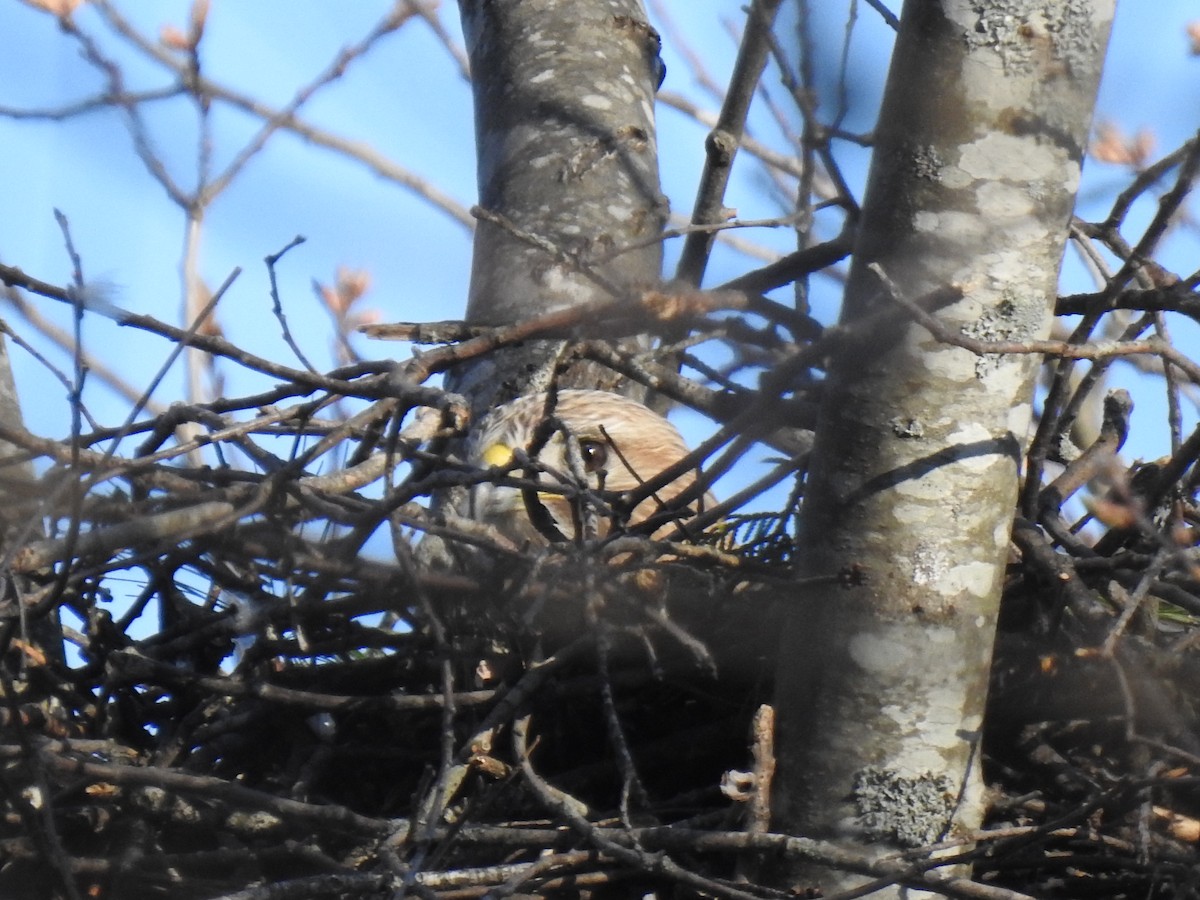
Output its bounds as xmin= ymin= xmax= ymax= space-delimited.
xmin=676 ymin=0 xmax=785 ymax=287
xmin=265 ymin=236 xmax=318 ymax=374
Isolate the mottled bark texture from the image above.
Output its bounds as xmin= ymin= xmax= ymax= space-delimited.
xmin=773 ymin=1 xmax=1114 ymax=893
xmin=453 ymin=0 xmax=667 ymax=410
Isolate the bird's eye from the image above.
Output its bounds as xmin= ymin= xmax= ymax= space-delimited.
xmin=579 ymin=439 xmax=608 ymax=473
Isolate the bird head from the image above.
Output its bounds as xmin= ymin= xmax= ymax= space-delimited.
xmin=467 ymin=390 xmax=711 ymax=544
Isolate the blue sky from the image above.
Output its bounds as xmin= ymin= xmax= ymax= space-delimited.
xmin=0 ymin=0 xmax=1196 ymax=473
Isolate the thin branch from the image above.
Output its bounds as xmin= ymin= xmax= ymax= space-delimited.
xmin=675 ymin=0 xmax=785 ymax=287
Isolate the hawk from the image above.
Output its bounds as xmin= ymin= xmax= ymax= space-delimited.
xmin=467 ymin=390 xmax=712 ymax=543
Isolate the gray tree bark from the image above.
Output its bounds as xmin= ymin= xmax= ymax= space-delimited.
xmin=0 ymin=333 xmax=60 ymax=669
xmin=453 ymin=0 xmax=667 ymax=412
xmin=773 ymin=1 xmax=1115 ymax=893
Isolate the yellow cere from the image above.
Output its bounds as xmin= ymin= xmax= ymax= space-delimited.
xmin=482 ymin=443 xmax=515 ymax=468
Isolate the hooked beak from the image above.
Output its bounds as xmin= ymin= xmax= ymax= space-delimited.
xmin=470 ymin=441 xmax=515 ymax=520
xmin=471 ymin=442 xmax=569 ymax=542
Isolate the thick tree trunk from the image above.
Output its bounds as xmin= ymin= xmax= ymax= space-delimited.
xmin=453 ymin=0 xmax=666 ymax=410
xmin=773 ymin=1 xmax=1115 ymax=893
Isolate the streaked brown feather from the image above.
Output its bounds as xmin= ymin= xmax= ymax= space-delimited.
xmin=468 ymin=390 xmax=712 ymax=542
